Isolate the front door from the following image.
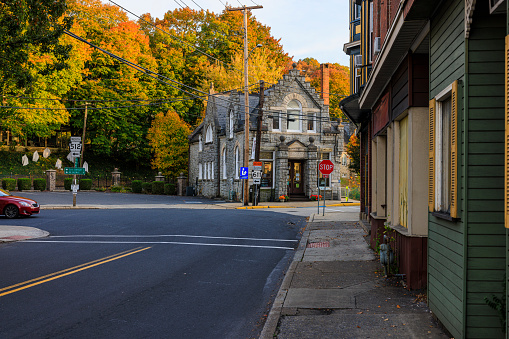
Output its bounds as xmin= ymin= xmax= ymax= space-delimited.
xmin=288 ymin=161 xmax=304 ymax=195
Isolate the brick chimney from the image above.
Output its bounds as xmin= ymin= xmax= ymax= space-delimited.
xmin=320 ymin=63 xmax=330 ymax=106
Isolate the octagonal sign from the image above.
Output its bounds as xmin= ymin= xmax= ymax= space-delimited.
xmin=318 ymin=159 xmax=334 ymax=175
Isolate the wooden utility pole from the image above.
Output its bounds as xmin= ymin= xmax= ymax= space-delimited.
xmin=80 ymin=103 xmax=89 ymax=167
xmin=228 ymin=5 xmax=262 ymax=206
xmin=255 ymin=80 xmax=264 ymax=162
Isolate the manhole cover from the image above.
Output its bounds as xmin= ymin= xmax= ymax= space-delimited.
xmin=307 ymin=241 xmax=330 ymax=248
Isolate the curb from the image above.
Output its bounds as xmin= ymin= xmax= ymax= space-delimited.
xmin=41 ymin=206 xmax=100 ymax=210
xmin=259 ymin=225 xmax=311 ymax=339
xmin=237 ymin=202 xmax=360 ymax=210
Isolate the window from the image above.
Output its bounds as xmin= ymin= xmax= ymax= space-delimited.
xmin=229 ymin=111 xmax=234 ymax=138
xmin=205 ymin=125 xmax=213 ymax=143
xmin=429 ymin=81 xmax=458 ymax=218
xmin=211 ymin=162 xmax=214 ymax=180
xmin=341 ymin=154 xmax=348 ymax=166
xmin=199 ymin=163 xmax=203 ymax=180
xmin=307 ymin=113 xmax=315 ymax=132
xmin=287 ymin=100 xmax=301 ymax=132
xmin=199 ymin=135 xmax=203 ymax=152
xmin=273 ymin=112 xmax=280 ymax=131
xmin=355 ymin=68 xmax=360 ymax=93
xmin=318 ymin=152 xmax=331 ymax=187
xmin=235 ymin=146 xmax=240 ymax=179
xmin=222 ymin=148 xmax=227 ymax=179
xmin=354 ymin=2 xmax=361 ymax=20
xmin=260 ymin=152 xmax=274 ymax=188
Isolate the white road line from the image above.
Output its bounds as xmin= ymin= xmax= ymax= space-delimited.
xmin=23 ymin=240 xmax=295 ymax=250
xmin=49 ymin=234 xmax=298 ymax=242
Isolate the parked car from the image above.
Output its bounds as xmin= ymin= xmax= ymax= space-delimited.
xmin=0 ymin=188 xmax=40 ymax=219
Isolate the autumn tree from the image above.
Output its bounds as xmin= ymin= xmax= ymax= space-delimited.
xmin=345 ymin=134 xmax=360 ymax=175
xmin=147 ymin=110 xmax=191 ymax=178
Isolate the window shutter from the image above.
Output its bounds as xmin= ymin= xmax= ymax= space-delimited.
xmin=450 ymin=80 xmax=459 ymax=218
xmin=505 ymin=36 xmax=509 ymax=228
xmin=429 ymin=98 xmax=436 ymax=212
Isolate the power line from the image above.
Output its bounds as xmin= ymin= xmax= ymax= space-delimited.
xmin=173 ymin=0 xmax=185 ymax=9
xmin=189 ymin=0 xmax=205 ymax=11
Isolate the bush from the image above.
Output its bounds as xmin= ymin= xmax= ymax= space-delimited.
xmin=17 ymin=178 xmax=31 ymax=191
xmin=131 ymin=180 xmax=143 ymax=193
xmin=2 ymin=178 xmax=16 ymax=191
xmin=142 ymin=182 xmax=152 ymax=193
xmin=110 ymin=185 xmax=123 ymax=193
xmin=80 ymin=179 xmax=93 ymax=190
xmin=33 ymin=178 xmax=46 ymax=191
xmin=64 ymin=178 xmax=73 ymax=191
xmin=164 ymin=183 xmax=176 ymax=195
xmin=152 ymin=181 xmax=164 ymax=195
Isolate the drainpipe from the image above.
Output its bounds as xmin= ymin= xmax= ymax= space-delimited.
xmin=216 ymin=131 xmax=221 ymax=198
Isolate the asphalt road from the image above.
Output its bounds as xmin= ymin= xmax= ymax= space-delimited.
xmin=0 ymin=206 xmax=305 ymax=338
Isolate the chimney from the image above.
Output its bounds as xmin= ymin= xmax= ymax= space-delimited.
xmin=320 ymin=63 xmax=330 ymax=106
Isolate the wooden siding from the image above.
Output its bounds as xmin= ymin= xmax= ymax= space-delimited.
xmin=411 ymin=53 xmax=429 ymax=107
xmin=391 ymin=57 xmax=409 ymax=120
xmin=428 ymin=0 xmax=465 ymax=337
xmin=466 ymin=5 xmax=506 ymax=338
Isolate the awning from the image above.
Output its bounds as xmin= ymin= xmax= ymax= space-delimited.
xmin=339 ymin=92 xmax=370 ymax=124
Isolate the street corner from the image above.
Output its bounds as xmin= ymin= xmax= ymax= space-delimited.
xmin=0 ymin=226 xmax=49 ymax=242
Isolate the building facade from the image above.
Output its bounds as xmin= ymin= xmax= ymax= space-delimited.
xmin=188 ymin=65 xmax=344 ymax=202
xmin=342 ymin=0 xmax=509 ymax=337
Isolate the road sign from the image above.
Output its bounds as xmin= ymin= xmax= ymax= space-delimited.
xmin=71 ymin=184 xmax=79 ymax=193
xmin=240 ymin=167 xmax=249 ymax=179
xmin=252 ymin=170 xmax=262 ymax=179
xmin=253 ymin=178 xmax=261 ymax=185
xmin=64 ymin=167 xmax=86 ymax=175
xmin=318 ymin=160 xmax=334 ymax=175
xmin=69 ymin=136 xmax=82 ymax=157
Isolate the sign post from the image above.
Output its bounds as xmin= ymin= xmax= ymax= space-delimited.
xmin=252 ymin=161 xmax=262 ymax=206
xmin=67 ymin=137 xmax=84 ymax=207
xmin=318 ymin=160 xmax=334 ymax=216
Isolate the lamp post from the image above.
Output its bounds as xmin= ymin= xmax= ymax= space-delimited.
xmin=228 ymin=5 xmax=263 ymax=206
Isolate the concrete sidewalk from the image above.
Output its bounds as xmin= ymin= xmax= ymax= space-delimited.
xmin=260 ymin=213 xmax=449 ymax=339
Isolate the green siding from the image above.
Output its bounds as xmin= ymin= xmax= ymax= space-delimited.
xmin=466 ymin=5 xmax=506 ymax=338
xmin=428 ymin=0 xmax=465 ymax=338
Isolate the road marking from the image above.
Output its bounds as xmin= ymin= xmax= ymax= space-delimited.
xmin=0 ymin=247 xmax=151 ymax=298
xmin=50 ymin=234 xmax=298 ymax=242
xmin=24 ymin=240 xmax=295 ymax=250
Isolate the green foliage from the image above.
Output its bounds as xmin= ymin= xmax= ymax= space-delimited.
xmin=80 ymin=178 xmax=92 ymax=190
xmin=142 ymin=182 xmax=152 ymax=193
xmin=164 ymin=183 xmax=176 ymax=195
xmin=110 ymin=185 xmax=123 ymax=192
xmin=33 ymin=178 xmax=47 ymax=191
xmin=131 ymin=180 xmax=143 ymax=193
xmin=485 ymin=281 xmax=506 ymax=333
xmin=17 ymin=178 xmax=31 ymax=191
xmin=2 ymin=178 xmax=16 ymax=191
xmin=64 ymin=178 xmax=73 ymax=190
xmin=152 ymin=181 xmax=164 ymax=195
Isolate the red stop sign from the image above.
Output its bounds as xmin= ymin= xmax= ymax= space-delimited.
xmin=319 ymin=160 xmax=334 ymax=175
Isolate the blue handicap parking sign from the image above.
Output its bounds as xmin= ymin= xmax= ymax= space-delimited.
xmin=240 ymin=167 xmax=249 ymax=179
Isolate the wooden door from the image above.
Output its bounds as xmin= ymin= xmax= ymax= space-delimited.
xmin=288 ymin=161 xmax=304 ymax=194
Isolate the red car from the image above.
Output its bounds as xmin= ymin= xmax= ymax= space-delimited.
xmin=0 ymin=188 xmax=40 ymax=219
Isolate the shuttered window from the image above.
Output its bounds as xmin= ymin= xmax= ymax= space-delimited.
xmin=429 ymin=80 xmax=459 ymax=218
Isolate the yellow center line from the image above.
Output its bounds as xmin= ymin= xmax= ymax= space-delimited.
xmin=0 ymin=247 xmax=151 ymax=297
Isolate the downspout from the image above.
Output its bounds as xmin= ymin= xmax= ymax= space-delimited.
xmin=216 ymin=130 xmax=221 ymax=198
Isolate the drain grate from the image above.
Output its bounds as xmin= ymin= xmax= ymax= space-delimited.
xmin=307 ymin=241 xmax=330 ymax=248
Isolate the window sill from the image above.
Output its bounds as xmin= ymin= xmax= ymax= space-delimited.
xmin=387 ymin=224 xmax=426 ymax=238
xmin=369 ymin=212 xmax=387 ymax=220
xmin=431 ymin=211 xmax=458 ymax=222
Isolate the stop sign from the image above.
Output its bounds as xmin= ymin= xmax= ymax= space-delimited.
xmin=318 ymin=159 xmax=334 ymax=175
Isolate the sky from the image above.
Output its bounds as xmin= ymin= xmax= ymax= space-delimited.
xmin=103 ymin=0 xmax=351 ymax=66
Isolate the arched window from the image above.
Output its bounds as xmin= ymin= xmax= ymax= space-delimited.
xmin=235 ymin=146 xmax=240 ymax=179
xmin=206 ymin=125 xmax=213 ymax=143
xmin=222 ymin=147 xmax=227 ymax=179
xmin=198 ymin=135 xmax=203 ymax=151
xmin=287 ymin=100 xmax=301 ymax=132
xmin=229 ymin=111 xmax=234 ymax=139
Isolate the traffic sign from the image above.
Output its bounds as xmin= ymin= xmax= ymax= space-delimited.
xmin=318 ymin=160 xmax=334 ymax=175
xmin=253 ymin=178 xmax=261 ymax=185
xmin=64 ymin=167 xmax=86 ymax=175
xmin=252 ymin=170 xmax=262 ymax=179
xmin=240 ymin=167 xmax=249 ymax=179
xmin=69 ymin=136 xmax=82 ymax=157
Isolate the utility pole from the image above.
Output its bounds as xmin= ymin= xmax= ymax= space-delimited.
xmin=228 ymin=4 xmax=263 ymax=206
xmin=254 ymin=80 xmax=264 ymax=206
xmin=80 ymin=102 xmax=89 ymax=167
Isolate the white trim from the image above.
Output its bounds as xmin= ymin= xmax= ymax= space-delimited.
xmin=410 ymin=22 xmax=430 ymax=53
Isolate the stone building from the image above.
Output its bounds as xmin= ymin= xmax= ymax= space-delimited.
xmin=188 ymin=64 xmax=344 ymax=202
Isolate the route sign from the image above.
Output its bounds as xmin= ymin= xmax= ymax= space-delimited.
xmin=69 ymin=136 xmax=82 ymax=157
xmin=318 ymin=160 xmax=334 ymax=175
xmin=64 ymin=167 xmax=86 ymax=175
xmin=240 ymin=167 xmax=249 ymax=179
xmin=253 ymin=161 xmax=262 ymax=171
xmin=252 ymin=170 xmax=262 ymax=179
xmin=253 ymin=178 xmax=261 ymax=185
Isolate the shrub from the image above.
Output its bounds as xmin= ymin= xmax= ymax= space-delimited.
xmin=33 ymin=178 xmax=47 ymax=191
xmin=2 ymin=178 xmax=16 ymax=191
xmin=142 ymin=182 xmax=152 ymax=193
xmin=152 ymin=181 xmax=164 ymax=195
xmin=95 ymin=187 xmax=106 ymax=192
xmin=17 ymin=178 xmax=31 ymax=191
xmin=110 ymin=185 xmax=123 ymax=193
xmin=80 ymin=179 xmax=93 ymax=190
xmin=131 ymin=180 xmax=143 ymax=193
xmin=64 ymin=178 xmax=73 ymax=191
xmin=164 ymin=183 xmax=176 ymax=195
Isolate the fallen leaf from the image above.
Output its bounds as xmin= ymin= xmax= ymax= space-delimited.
xmin=357 ymin=312 xmax=363 ymax=314
xmin=396 ymin=305 xmax=400 ymax=308
xmin=357 ymin=326 xmax=361 ymax=328
xmin=384 ymin=318 xmax=389 ymax=321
